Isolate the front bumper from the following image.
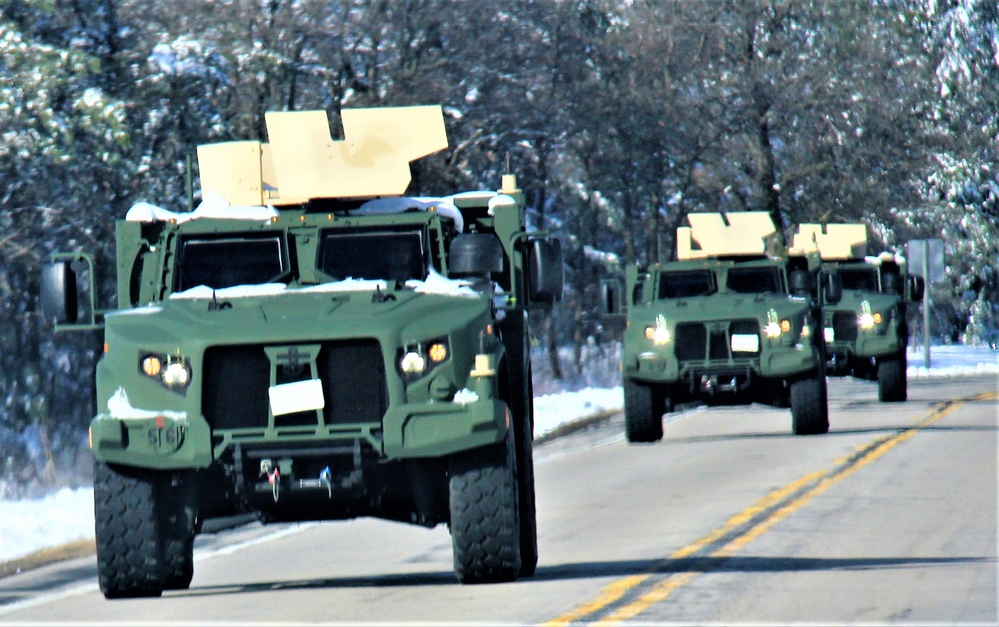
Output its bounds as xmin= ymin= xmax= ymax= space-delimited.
xmin=624 ymin=343 xmax=819 ymax=385
xmin=89 ymin=395 xmax=510 ymax=470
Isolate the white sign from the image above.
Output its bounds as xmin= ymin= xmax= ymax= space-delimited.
xmin=730 ymin=334 xmax=759 ymax=353
xmin=906 ymin=239 xmax=945 ymax=283
xmin=268 ymin=379 xmax=325 ymax=416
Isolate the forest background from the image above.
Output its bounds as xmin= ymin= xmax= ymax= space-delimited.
xmin=1 ymin=0 xmax=996 ymax=497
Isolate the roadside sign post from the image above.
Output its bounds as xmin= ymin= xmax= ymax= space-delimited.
xmin=906 ymin=239 xmax=945 ymax=369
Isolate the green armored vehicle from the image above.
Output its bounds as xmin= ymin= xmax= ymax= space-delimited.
xmin=790 ymin=224 xmax=923 ymax=402
xmin=603 ymin=212 xmax=841 ymax=442
xmin=40 ymin=105 xmax=563 ymax=596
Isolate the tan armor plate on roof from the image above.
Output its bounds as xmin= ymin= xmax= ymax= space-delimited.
xmin=676 ymin=212 xmax=778 ymax=259
xmin=791 ymin=223 xmax=868 ymax=260
xmin=197 ymin=105 xmax=448 ymax=206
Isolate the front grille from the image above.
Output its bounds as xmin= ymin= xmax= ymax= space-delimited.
xmin=319 ymin=340 xmax=388 ymax=426
xmin=202 ymin=340 xmax=388 ymax=432
xmin=674 ymin=319 xmax=759 ymax=362
xmin=203 ymin=346 xmax=270 ymax=431
xmin=833 ymin=311 xmax=858 ymax=343
xmin=675 ymin=322 xmax=707 ymax=361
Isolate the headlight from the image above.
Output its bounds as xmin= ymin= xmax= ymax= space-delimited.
xmin=764 ymin=309 xmax=792 ymax=339
xmin=139 ymin=353 xmax=192 ymax=392
xmin=858 ymin=301 xmax=886 ymax=330
xmin=400 ymin=351 xmax=427 ymax=374
xmin=644 ymin=314 xmax=671 ymax=345
xmin=398 ymin=337 xmax=449 ymax=378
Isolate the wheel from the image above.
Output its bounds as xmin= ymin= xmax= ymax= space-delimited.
xmin=623 ymin=379 xmax=665 ymax=443
xmin=162 ymin=471 xmax=198 ymax=590
xmin=515 ymin=372 xmax=538 ymax=578
xmin=878 ymin=352 xmax=907 ymax=402
xmin=449 ymin=430 xmax=521 ymax=583
xmin=94 ymin=462 xmax=167 ymax=598
xmin=790 ymin=373 xmax=829 ymax=435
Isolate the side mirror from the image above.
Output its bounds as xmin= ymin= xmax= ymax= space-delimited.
xmin=40 ymin=261 xmax=79 ymax=327
xmin=907 ymin=274 xmax=925 ymax=301
xmin=882 ymin=271 xmax=902 ymax=295
xmin=823 ymin=272 xmax=842 ymax=305
xmin=527 ymin=238 xmax=563 ymax=305
xmin=600 ymin=278 xmax=625 ymax=316
xmin=789 ymin=269 xmax=814 ymax=297
xmin=449 ymin=233 xmax=504 ymax=278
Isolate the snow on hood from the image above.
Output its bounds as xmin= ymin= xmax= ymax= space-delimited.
xmin=168 ymin=269 xmax=478 ymax=300
xmin=104 ymin=305 xmax=164 ymax=317
xmin=405 ymin=268 xmax=478 ymax=297
xmin=125 ymin=191 xmax=279 ymax=223
xmin=104 ymin=387 xmax=187 ymax=422
xmin=170 ymin=283 xmax=289 ymax=300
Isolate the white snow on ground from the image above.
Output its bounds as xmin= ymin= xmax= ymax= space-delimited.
xmin=0 ymin=345 xmax=995 ymax=564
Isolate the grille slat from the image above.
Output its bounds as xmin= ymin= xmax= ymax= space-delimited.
xmin=833 ymin=311 xmax=858 ymax=343
xmin=320 ymin=340 xmax=388 ymax=426
xmin=675 ymin=323 xmax=707 ymax=361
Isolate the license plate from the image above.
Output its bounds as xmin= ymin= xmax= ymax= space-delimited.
xmin=730 ymin=334 xmax=759 ymax=353
xmin=268 ymin=379 xmax=325 ymax=416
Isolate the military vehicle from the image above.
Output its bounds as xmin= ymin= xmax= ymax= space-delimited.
xmin=40 ymin=105 xmax=563 ymax=597
xmin=602 ymin=212 xmax=841 ymax=442
xmin=790 ymin=224 xmax=923 ymax=402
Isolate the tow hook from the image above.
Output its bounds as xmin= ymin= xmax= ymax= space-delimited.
xmin=260 ymin=459 xmax=280 ymax=502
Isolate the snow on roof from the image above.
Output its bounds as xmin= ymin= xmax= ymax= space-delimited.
xmin=353 ymin=196 xmax=464 ymax=232
xmin=125 ymin=191 xmax=279 ymax=223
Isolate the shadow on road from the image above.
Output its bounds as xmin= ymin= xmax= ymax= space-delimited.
xmin=163 ymin=554 xmax=991 ymax=598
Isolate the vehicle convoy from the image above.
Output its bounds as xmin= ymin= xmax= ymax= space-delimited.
xmin=40 ymin=105 xmax=563 ymax=597
xmin=790 ymin=223 xmax=924 ymax=402
xmin=602 ymin=212 xmax=841 ymax=442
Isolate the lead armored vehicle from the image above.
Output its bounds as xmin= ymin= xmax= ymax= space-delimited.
xmin=603 ymin=212 xmax=840 ymax=442
xmin=790 ymin=224 xmax=923 ymax=402
xmin=41 ymin=106 xmax=563 ymax=597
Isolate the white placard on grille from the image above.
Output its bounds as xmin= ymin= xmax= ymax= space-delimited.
xmin=268 ymin=379 xmax=325 ymax=416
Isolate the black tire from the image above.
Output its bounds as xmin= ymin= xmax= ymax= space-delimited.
xmin=515 ymin=373 xmax=538 ymax=578
xmin=624 ymin=379 xmax=664 ymax=443
xmin=790 ymin=373 xmax=829 ymax=435
xmin=878 ymin=352 xmax=907 ymax=402
xmin=161 ymin=472 xmax=197 ymax=590
xmin=449 ymin=432 xmax=521 ymax=584
xmin=94 ymin=462 xmax=166 ymax=599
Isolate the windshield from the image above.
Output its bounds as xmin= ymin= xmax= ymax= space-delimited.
xmin=317 ymin=228 xmax=427 ymax=282
xmin=658 ymin=270 xmax=716 ymax=299
xmin=174 ymin=233 xmax=289 ymax=291
xmin=839 ymin=267 xmax=879 ymax=291
xmin=726 ymin=266 xmax=783 ymax=295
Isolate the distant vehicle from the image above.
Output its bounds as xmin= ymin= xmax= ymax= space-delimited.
xmin=790 ymin=224 xmax=924 ymax=402
xmin=602 ymin=212 xmax=841 ymax=442
xmin=40 ymin=105 xmax=563 ymax=597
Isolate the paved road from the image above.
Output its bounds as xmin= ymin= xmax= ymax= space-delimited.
xmin=0 ymin=375 xmax=995 ymax=624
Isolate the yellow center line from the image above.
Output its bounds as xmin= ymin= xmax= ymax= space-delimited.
xmin=543 ymin=393 xmax=993 ymax=626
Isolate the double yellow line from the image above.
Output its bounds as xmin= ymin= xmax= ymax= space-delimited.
xmin=543 ymin=392 xmax=997 ymax=626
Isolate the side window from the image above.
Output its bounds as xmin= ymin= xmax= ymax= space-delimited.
xmin=631 ymin=278 xmax=645 ymax=305
xmin=316 ymin=228 xmax=427 ymax=283
xmin=726 ymin=267 xmax=782 ymax=294
xmin=840 ymin=269 xmax=879 ymax=291
xmin=174 ymin=233 xmax=290 ymax=291
xmin=658 ymin=270 xmax=716 ymax=299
